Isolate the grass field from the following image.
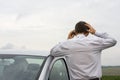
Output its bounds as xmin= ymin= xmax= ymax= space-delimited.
xmin=102 ymin=66 xmax=120 ymax=80
xmin=102 ymin=76 xmax=120 ymax=80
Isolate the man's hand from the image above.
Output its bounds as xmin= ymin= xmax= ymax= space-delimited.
xmin=85 ymin=23 xmax=96 ymax=34
xmin=67 ymin=30 xmax=76 ymax=39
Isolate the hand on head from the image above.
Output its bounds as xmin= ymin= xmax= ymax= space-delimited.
xmin=85 ymin=23 xmax=96 ymax=34
xmin=68 ymin=22 xmax=96 ymax=39
xmin=67 ymin=30 xmax=76 ymax=39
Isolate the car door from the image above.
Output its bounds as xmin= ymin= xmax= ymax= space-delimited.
xmin=48 ymin=58 xmax=70 ymax=80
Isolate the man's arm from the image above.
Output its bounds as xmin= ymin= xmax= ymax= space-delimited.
xmin=50 ymin=42 xmax=68 ymax=57
xmin=86 ymin=23 xmax=117 ymax=49
xmin=50 ymin=44 xmax=61 ymax=56
xmin=94 ymin=32 xmax=117 ymax=49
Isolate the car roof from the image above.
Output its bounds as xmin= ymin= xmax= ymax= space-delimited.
xmin=0 ymin=49 xmax=50 ymax=56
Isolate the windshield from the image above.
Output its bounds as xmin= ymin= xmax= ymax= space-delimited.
xmin=0 ymin=55 xmax=46 ymax=80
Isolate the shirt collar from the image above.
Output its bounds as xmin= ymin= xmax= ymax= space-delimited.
xmin=74 ymin=34 xmax=86 ymax=39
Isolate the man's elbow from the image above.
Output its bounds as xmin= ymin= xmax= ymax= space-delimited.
xmin=50 ymin=49 xmax=60 ymax=57
xmin=50 ymin=49 xmax=56 ymax=56
xmin=112 ymin=39 xmax=117 ymax=46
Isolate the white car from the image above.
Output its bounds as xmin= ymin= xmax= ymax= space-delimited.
xmin=0 ymin=50 xmax=70 ymax=80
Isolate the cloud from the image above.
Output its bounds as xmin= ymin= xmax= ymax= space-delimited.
xmin=1 ymin=43 xmax=15 ymax=49
xmin=0 ymin=43 xmax=27 ymax=50
xmin=0 ymin=0 xmax=120 ymax=29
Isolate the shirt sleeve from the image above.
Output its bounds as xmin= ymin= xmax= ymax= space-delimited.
xmin=50 ymin=42 xmax=66 ymax=57
xmin=94 ymin=32 xmax=117 ymax=50
xmin=50 ymin=43 xmax=59 ymax=56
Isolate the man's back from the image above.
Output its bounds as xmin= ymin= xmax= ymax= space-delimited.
xmin=60 ymin=34 xmax=104 ymax=80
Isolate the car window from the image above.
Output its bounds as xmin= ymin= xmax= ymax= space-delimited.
xmin=49 ymin=59 xmax=69 ymax=80
xmin=0 ymin=55 xmax=46 ymax=80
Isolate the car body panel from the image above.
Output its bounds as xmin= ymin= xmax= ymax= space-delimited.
xmin=38 ymin=56 xmax=70 ymax=80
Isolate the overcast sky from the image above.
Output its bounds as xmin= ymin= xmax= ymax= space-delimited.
xmin=0 ymin=0 xmax=120 ymax=65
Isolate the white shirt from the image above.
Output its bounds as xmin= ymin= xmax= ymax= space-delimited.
xmin=50 ymin=32 xmax=117 ymax=80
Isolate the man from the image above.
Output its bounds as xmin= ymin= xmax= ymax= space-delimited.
xmin=50 ymin=21 xmax=117 ymax=80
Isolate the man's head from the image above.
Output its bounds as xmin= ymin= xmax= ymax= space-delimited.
xmin=75 ymin=21 xmax=89 ymax=35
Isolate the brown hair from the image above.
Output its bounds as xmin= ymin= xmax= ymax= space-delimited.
xmin=75 ymin=21 xmax=89 ymax=34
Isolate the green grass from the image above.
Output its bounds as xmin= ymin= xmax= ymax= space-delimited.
xmin=102 ymin=67 xmax=120 ymax=76
xmin=102 ymin=66 xmax=120 ymax=80
xmin=102 ymin=76 xmax=120 ymax=80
